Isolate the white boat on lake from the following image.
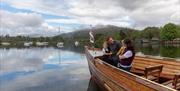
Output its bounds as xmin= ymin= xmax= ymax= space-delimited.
xmin=74 ymin=41 xmax=79 ymax=46
xmin=36 ymin=42 xmax=48 ymax=46
xmin=57 ymin=42 xmax=64 ymax=48
xmin=24 ymin=42 xmax=33 ymax=47
xmin=1 ymin=42 xmax=10 ymax=46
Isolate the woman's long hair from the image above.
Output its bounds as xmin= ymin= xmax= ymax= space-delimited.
xmin=123 ymin=39 xmax=135 ymax=56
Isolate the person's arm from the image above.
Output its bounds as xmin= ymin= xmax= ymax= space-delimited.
xmin=119 ymin=55 xmax=126 ymax=59
xmin=102 ymin=48 xmax=112 ymax=55
xmin=119 ymin=51 xmax=132 ymax=59
xmin=104 ymin=52 xmax=112 ymax=55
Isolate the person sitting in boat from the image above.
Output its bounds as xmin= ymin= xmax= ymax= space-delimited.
xmin=102 ymin=36 xmax=120 ymax=66
xmin=118 ymin=39 xmax=135 ymax=72
xmin=102 ymin=41 xmax=111 ymax=63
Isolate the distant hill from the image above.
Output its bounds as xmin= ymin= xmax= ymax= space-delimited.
xmin=59 ymin=25 xmax=138 ymax=40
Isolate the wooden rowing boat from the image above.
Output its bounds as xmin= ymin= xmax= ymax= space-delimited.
xmin=85 ymin=46 xmax=180 ymax=91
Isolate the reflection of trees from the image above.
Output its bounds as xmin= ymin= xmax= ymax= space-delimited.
xmin=160 ymin=46 xmax=180 ymax=58
xmin=87 ymin=77 xmax=101 ymax=91
xmin=136 ymin=44 xmax=180 ymax=58
xmin=135 ymin=44 xmax=160 ymax=56
xmin=55 ymin=45 xmax=85 ymax=54
xmin=68 ymin=46 xmax=84 ymax=53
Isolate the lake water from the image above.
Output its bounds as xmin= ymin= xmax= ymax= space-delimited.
xmin=0 ymin=47 xmax=99 ymax=91
xmin=0 ymin=45 xmax=179 ymax=91
xmin=135 ymin=44 xmax=180 ymax=58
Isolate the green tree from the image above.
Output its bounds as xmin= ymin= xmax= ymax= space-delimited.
xmin=114 ymin=31 xmax=121 ymax=40
xmin=94 ymin=34 xmax=105 ymax=48
xmin=176 ymin=25 xmax=180 ymax=38
xmin=131 ymin=30 xmax=141 ymax=40
xmin=160 ymin=23 xmax=177 ymax=40
xmin=141 ymin=27 xmax=160 ymax=40
xmin=119 ymin=30 xmax=126 ymax=40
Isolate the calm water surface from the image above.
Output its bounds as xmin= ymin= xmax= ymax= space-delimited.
xmin=135 ymin=44 xmax=180 ymax=58
xmin=0 ymin=47 xmax=100 ymax=91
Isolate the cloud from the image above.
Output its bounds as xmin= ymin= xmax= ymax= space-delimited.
xmin=1 ymin=0 xmax=180 ymax=36
xmin=46 ymin=19 xmax=80 ymax=24
xmin=170 ymin=8 xmax=180 ymax=24
xmin=1 ymin=0 xmax=69 ymax=16
xmin=1 ymin=10 xmax=42 ymax=28
xmin=115 ymin=0 xmax=148 ymax=11
xmin=68 ymin=0 xmax=180 ymax=28
xmin=46 ymin=16 xmax=133 ymax=27
xmin=68 ymin=0 xmax=127 ymax=18
xmin=130 ymin=0 xmax=180 ymax=28
xmin=0 ymin=10 xmax=57 ymax=36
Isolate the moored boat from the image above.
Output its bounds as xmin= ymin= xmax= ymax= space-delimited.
xmin=36 ymin=42 xmax=48 ymax=46
xmin=1 ymin=42 xmax=10 ymax=46
xmin=57 ymin=42 xmax=64 ymax=48
xmin=24 ymin=42 xmax=33 ymax=47
xmin=74 ymin=41 xmax=79 ymax=47
xmin=85 ymin=46 xmax=180 ymax=91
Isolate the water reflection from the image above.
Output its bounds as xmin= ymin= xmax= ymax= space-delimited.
xmin=0 ymin=47 xmax=92 ymax=91
xmin=87 ymin=77 xmax=101 ymax=91
xmin=135 ymin=44 xmax=180 ymax=58
xmin=160 ymin=46 xmax=180 ymax=58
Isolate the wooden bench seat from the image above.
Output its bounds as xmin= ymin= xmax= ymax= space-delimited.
xmin=132 ymin=63 xmax=180 ymax=74
xmin=131 ymin=56 xmax=180 ymax=79
xmin=143 ymin=65 xmax=163 ymax=83
xmin=162 ymin=74 xmax=180 ymax=90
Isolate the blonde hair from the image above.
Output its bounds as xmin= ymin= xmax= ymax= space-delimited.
xmin=116 ymin=39 xmax=126 ymax=55
xmin=103 ymin=41 xmax=108 ymax=49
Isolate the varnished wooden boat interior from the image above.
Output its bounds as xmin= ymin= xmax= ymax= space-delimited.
xmin=85 ymin=46 xmax=180 ymax=91
xmin=132 ymin=56 xmax=180 ymax=79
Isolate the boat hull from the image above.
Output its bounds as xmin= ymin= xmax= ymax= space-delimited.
xmin=85 ymin=46 xmax=176 ymax=91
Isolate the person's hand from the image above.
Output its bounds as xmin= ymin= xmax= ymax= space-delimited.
xmin=119 ymin=55 xmax=126 ymax=59
xmin=104 ymin=52 xmax=112 ymax=55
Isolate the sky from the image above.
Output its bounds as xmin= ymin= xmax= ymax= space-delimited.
xmin=0 ymin=0 xmax=180 ymax=36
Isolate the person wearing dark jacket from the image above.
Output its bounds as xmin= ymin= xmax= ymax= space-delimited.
xmin=102 ymin=37 xmax=120 ymax=66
